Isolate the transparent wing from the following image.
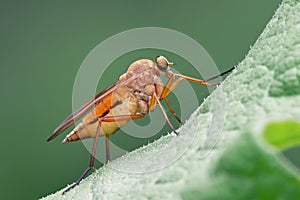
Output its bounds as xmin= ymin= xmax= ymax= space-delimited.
xmin=47 ymin=75 xmax=136 ymax=142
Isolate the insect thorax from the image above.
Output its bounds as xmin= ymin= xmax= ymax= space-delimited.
xmin=118 ymin=59 xmax=163 ymax=105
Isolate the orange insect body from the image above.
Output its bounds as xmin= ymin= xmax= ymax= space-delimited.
xmin=47 ymin=55 xmax=235 ymax=194
xmin=62 ymin=59 xmax=164 ymax=143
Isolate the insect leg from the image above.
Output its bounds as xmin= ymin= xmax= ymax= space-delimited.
xmin=105 ymin=135 xmax=110 ymax=164
xmin=160 ymin=77 xmax=183 ymax=99
xmin=163 ymin=97 xmax=182 ymax=125
xmin=160 ymin=74 xmax=175 ymax=99
xmin=173 ymin=73 xmax=218 ymax=86
xmin=153 ymin=93 xmax=179 ymax=135
xmin=158 ymin=75 xmax=183 ymax=124
xmin=62 ymin=123 xmax=101 ymax=195
xmin=149 ymin=92 xmax=156 ymax=111
xmin=99 ymin=113 xmax=145 ymax=122
xmin=204 ymin=66 xmax=236 ymax=82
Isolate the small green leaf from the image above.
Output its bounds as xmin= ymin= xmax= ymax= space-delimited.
xmin=263 ymin=121 xmax=300 ymax=150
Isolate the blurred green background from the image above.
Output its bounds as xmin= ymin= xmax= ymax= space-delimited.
xmin=1 ymin=0 xmax=292 ymax=199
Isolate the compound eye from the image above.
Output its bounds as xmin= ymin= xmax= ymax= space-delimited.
xmin=156 ymin=56 xmax=169 ymax=70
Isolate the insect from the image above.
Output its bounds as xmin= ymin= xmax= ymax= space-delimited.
xmin=47 ymin=56 xmax=235 ymax=194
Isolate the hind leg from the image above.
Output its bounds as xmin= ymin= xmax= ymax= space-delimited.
xmin=62 ymin=124 xmax=101 ymax=195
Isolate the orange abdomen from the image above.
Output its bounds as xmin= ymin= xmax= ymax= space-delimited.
xmin=63 ymin=87 xmax=139 ymax=143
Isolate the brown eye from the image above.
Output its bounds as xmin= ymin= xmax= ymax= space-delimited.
xmin=156 ymin=55 xmax=171 ymax=71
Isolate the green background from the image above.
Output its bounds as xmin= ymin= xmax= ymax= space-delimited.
xmin=0 ymin=1 xmax=290 ymax=199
